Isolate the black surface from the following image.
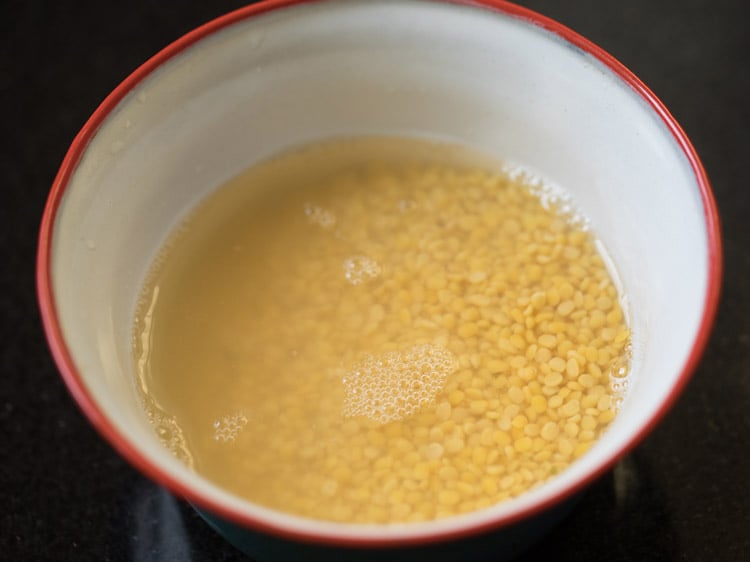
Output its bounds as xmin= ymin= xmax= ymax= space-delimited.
xmin=1 ymin=0 xmax=748 ymax=560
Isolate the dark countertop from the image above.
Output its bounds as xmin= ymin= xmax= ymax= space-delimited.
xmin=1 ymin=0 xmax=748 ymax=560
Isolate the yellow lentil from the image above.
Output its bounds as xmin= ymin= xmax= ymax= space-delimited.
xmin=524 ymin=424 xmax=540 ymax=437
xmin=448 ymin=390 xmax=466 ymax=406
xmin=563 ymin=422 xmax=579 ymax=437
xmin=494 ymin=430 xmax=511 ymax=447
xmin=445 ymin=436 xmax=466 ymax=454
xmin=508 ymin=386 xmax=525 ymax=404
xmin=538 ymin=334 xmax=557 ymax=348
xmin=530 ymin=395 xmax=547 ymax=413
xmin=561 ymin=399 xmax=581 ymax=417
xmin=514 ymin=437 xmax=533 ymax=453
xmin=581 ymin=415 xmax=597 ymax=431
xmin=535 ymin=347 xmax=552 ymax=363
xmin=578 ymin=373 xmax=595 ymax=388
xmin=566 ymin=357 xmax=580 ymax=378
xmin=549 ymin=357 xmax=567 ymax=372
xmin=557 ymin=300 xmax=575 ymax=317
xmin=438 ymin=490 xmax=461 ymax=506
xmin=482 ymin=477 xmax=499 ymax=495
xmin=469 ymin=400 xmax=488 ymax=415
xmin=598 ymin=409 xmax=615 ymax=424
xmin=579 ymin=429 xmax=596 ymax=441
xmin=547 ymin=288 xmax=561 ymax=307
xmin=472 ymin=447 xmax=488 ymax=465
xmin=540 ymin=422 xmax=560 ymax=441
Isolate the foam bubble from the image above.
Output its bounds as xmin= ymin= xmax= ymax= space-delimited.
xmin=343 ymin=255 xmax=381 ymax=285
xmin=342 ymin=344 xmax=457 ymax=424
xmin=503 ymin=162 xmax=589 ymax=229
xmin=213 ymin=412 xmax=248 ymax=443
xmin=304 ymin=203 xmax=336 ymax=228
xmin=146 ymin=406 xmax=194 ymax=468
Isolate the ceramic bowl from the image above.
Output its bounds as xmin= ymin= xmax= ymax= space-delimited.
xmin=37 ymin=1 xmax=721 ymax=560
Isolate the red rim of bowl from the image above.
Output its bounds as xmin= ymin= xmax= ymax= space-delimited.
xmin=36 ymin=0 xmax=722 ymax=549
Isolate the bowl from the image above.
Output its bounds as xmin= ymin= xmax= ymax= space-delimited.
xmin=37 ymin=1 xmax=721 ymax=560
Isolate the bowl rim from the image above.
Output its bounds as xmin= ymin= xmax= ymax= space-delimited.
xmin=36 ymin=0 xmax=723 ymax=549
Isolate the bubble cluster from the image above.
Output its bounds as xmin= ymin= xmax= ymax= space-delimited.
xmin=342 ymin=255 xmax=381 ymax=285
xmin=342 ymin=344 xmax=458 ymax=423
xmin=147 ymin=408 xmax=194 ymax=468
xmin=213 ymin=412 xmax=248 ymax=443
xmin=304 ymin=203 xmax=336 ymax=228
xmin=507 ymin=164 xmax=589 ymax=229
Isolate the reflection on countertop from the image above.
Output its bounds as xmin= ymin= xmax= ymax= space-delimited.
xmin=131 ymin=484 xmax=192 ymax=561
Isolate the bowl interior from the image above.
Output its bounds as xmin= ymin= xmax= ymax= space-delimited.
xmin=47 ymin=0 xmax=711 ymax=541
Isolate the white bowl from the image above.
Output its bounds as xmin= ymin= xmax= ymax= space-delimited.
xmin=37 ymin=0 xmax=721 ymax=559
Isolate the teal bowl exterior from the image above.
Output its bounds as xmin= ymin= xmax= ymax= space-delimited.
xmin=195 ymin=494 xmax=580 ymax=562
